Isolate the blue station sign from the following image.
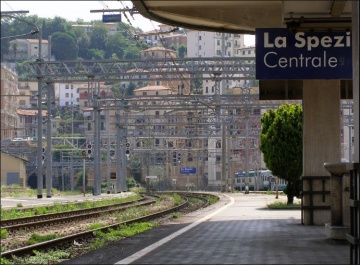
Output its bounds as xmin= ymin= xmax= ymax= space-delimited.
xmin=102 ymin=14 xmax=121 ymax=23
xmin=180 ymin=167 xmax=197 ymax=174
xmin=255 ymin=28 xmax=352 ymax=79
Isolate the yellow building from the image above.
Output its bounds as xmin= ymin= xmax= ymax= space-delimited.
xmin=1 ymin=151 xmax=28 ymax=188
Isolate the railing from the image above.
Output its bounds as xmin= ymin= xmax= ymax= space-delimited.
xmin=301 ymin=176 xmax=331 ymax=225
xmin=346 ymin=163 xmax=360 ymax=265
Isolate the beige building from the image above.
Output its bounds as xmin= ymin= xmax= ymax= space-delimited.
xmin=4 ymin=39 xmax=49 ymax=61
xmin=16 ymin=109 xmax=48 ymax=139
xmin=1 ymin=151 xmax=28 ymax=187
xmin=140 ymin=46 xmax=177 ymax=59
xmin=1 ymin=63 xmax=19 ymax=140
xmin=18 ymin=81 xmax=38 ymax=108
xmin=160 ymin=34 xmax=187 ymax=48
xmin=71 ymin=23 xmax=118 ymax=35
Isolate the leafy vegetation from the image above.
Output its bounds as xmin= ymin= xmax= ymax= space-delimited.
xmin=0 ymin=194 xmax=141 ymax=220
xmin=267 ymin=201 xmax=300 ymax=209
xmin=206 ymin=194 xmax=220 ymax=205
xmin=0 ymin=228 xmax=8 ymax=239
xmin=260 ymin=103 xmax=303 ymax=204
xmin=4 ymin=250 xmax=70 ymax=265
xmin=171 ymin=212 xmax=181 ymax=219
xmin=0 ymin=193 xmax=198 ymax=264
xmin=88 ymin=222 xmax=158 ymax=250
xmin=86 ymin=223 xmax=106 ymax=230
xmin=172 ymin=193 xmax=182 ymax=206
xmin=27 ymin=233 xmax=60 ymax=245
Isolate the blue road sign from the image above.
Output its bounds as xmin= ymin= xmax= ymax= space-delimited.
xmin=102 ymin=14 xmax=121 ymax=23
xmin=180 ymin=167 xmax=197 ymax=174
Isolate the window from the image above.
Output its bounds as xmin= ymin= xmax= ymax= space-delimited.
xmin=143 ymin=92 xmax=147 ymax=96
xmin=217 ymin=40 xmax=220 ymax=46
xmin=71 ymin=85 xmax=73 ymax=89
xmin=65 ymin=93 xmax=69 ymax=98
xmin=253 ymin=108 xmax=260 ymax=115
xmin=188 ymin=152 xmax=193 ymax=162
xmin=216 ymin=140 xmax=221 ymax=148
xmin=248 ymin=50 xmax=251 ymax=54
xmin=242 ymin=51 xmax=245 ymax=55
xmin=199 ymin=36 xmax=202 ymax=40
xmin=87 ymin=123 xmax=91 ymax=130
xmin=155 ymin=111 xmax=160 ymax=118
xmin=206 ymin=87 xmax=208 ymax=93
xmin=65 ymin=85 xmax=69 ymax=89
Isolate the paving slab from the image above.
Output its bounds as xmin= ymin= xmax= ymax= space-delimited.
xmin=60 ymin=193 xmax=349 ymax=264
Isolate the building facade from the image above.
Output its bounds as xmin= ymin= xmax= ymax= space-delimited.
xmin=4 ymin=39 xmax=49 ymax=61
xmin=1 ymin=63 xmax=19 ymax=140
xmin=0 ymin=151 xmax=28 ymax=188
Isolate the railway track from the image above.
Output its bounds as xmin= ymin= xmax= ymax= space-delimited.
xmin=1 ymin=195 xmax=153 ymax=232
xmin=1 ymin=192 xmax=217 ymax=260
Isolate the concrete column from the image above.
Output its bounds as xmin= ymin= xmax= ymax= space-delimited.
xmin=302 ymin=80 xmax=341 ymax=225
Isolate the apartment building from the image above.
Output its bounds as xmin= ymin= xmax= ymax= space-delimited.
xmin=4 ymin=39 xmax=50 ymax=61
xmin=160 ymin=33 xmax=187 ymax=48
xmin=18 ymin=81 xmax=38 ymax=108
xmin=71 ymin=23 xmax=118 ymax=35
xmin=1 ymin=64 xmax=19 ymax=140
xmin=55 ymin=82 xmax=81 ymax=107
xmin=140 ymin=24 xmax=186 ymax=47
xmin=140 ymin=46 xmax=177 ymax=59
xmin=185 ymin=30 xmax=260 ymax=189
xmin=16 ymin=109 xmax=48 ymax=138
xmin=187 ymin=30 xmax=244 ymax=58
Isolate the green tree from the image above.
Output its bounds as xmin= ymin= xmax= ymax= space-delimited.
xmin=77 ymin=33 xmax=91 ymax=59
xmin=89 ymin=24 xmax=108 ymax=51
xmin=124 ymin=45 xmax=141 ymax=59
xmin=51 ymin=32 xmax=78 ymax=60
xmin=127 ymin=82 xmax=137 ymax=96
xmin=41 ymin=16 xmax=68 ymax=39
xmin=177 ymin=45 xmax=187 ymax=58
xmin=11 ymin=42 xmax=18 ymax=60
xmin=260 ymin=103 xmax=303 ymax=204
xmin=88 ymin=48 xmax=105 ymax=60
xmin=105 ymin=32 xmax=128 ymax=59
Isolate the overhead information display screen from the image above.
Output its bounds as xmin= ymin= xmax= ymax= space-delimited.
xmin=255 ymin=28 xmax=352 ymax=80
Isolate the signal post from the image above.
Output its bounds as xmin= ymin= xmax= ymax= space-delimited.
xmin=82 ymin=150 xmax=86 ymax=196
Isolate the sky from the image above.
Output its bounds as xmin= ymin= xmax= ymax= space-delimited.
xmin=1 ymin=1 xmax=255 ymax=45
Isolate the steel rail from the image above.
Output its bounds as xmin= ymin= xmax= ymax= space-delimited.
xmin=1 ymin=197 xmax=153 ymax=232
xmin=0 ymin=192 xmax=210 ymax=259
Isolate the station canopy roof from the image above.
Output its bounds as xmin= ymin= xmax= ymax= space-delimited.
xmin=132 ymin=0 xmax=352 ymax=34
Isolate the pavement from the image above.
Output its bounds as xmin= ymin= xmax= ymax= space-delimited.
xmin=1 ymin=192 xmax=349 ymax=264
